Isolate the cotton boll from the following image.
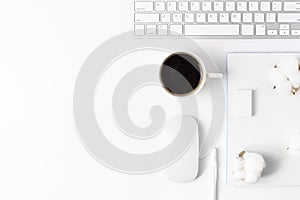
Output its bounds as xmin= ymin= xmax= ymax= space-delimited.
xmin=232 ymin=151 xmax=266 ymax=184
xmin=289 ymin=73 xmax=300 ymax=88
xmin=243 ymin=153 xmax=266 ymax=174
xmin=232 ymin=170 xmax=246 ymax=181
xmin=277 ymin=56 xmax=299 ymax=77
xmin=243 ymin=152 xmax=266 ymax=167
xmin=244 ymin=172 xmax=259 ymax=184
xmin=269 ymin=67 xmax=287 ymax=85
xmin=244 ymin=159 xmax=265 ymax=174
xmin=232 ymin=157 xmax=243 ymax=172
xmin=274 ymin=80 xmax=292 ymax=94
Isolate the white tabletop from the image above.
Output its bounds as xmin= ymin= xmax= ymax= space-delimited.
xmin=227 ymin=53 xmax=300 ymax=186
xmin=1 ymin=1 xmax=300 ymax=200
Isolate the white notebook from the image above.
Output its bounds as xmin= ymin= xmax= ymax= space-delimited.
xmin=227 ymin=53 xmax=300 ymax=186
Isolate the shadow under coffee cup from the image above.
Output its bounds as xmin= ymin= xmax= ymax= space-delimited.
xmin=160 ymin=52 xmax=223 ymax=96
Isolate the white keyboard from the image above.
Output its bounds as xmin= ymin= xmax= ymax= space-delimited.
xmin=134 ymin=1 xmax=300 ymax=38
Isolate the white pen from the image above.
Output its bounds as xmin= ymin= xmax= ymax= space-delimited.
xmin=210 ymin=148 xmax=218 ymax=200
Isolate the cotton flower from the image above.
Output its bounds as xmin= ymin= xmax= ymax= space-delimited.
xmin=269 ymin=57 xmax=300 ymax=95
xmin=277 ymin=56 xmax=299 ymax=77
xmin=289 ymin=72 xmax=300 ymax=88
xmin=232 ymin=169 xmax=246 ymax=181
xmin=273 ymin=80 xmax=292 ymax=94
xmin=269 ymin=67 xmax=287 ymax=85
xmin=232 ymin=151 xmax=266 ymax=184
xmin=244 ymin=173 xmax=259 ymax=184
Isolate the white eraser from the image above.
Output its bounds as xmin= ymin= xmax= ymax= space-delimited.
xmin=233 ymin=90 xmax=253 ymax=118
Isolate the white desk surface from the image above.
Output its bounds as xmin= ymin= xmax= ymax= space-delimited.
xmin=1 ymin=1 xmax=300 ymax=200
xmin=227 ymin=53 xmax=300 ymax=186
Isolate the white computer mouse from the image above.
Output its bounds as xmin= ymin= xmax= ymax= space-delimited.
xmin=164 ymin=115 xmax=199 ymax=183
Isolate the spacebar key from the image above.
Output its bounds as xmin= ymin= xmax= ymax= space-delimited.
xmin=185 ymin=25 xmax=240 ymax=36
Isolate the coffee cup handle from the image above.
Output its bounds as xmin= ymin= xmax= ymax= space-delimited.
xmin=207 ymin=73 xmax=223 ymax=79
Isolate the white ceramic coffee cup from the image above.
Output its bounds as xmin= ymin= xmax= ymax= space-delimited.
xmin=161 ymin=52 xmax=223 ymax=96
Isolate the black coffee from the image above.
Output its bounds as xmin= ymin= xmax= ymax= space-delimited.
xmin=160 ymin=53 xmax=202 ymax=96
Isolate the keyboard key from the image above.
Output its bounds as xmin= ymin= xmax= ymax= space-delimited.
xmin=161 ymin=13 xmax=171 ymax=23
xmin=268 ymin=30 xmax=278 ymax=35
xmin=284 ymin=2 xmax=300 ymax=11
xmin=185 ymin=13 xmax=195 ymax=23
xmin=226 ymin=2 xmax=235 ymax=11
xmin=280 ymin=30 xmax=289 ymax=35
xmin=170 ymin=25 xmax=182 ymax=35
xmin=220 ymin=13 xmax=229 ymax=23
xmin=158 ymin=25 xmax=168 ymax=35
xmin=155 ymin=2 xmax=165 ymax=11
xmin=256 ymin=25 xmax=266 ymax=35
xmin=202 ymin=2 xmax=212 ymax=11
xmin=135 ymin=24 xmax=145 ymax=36
xmin=135 ymin=13 xmax=159 ymax=23
xmin=272 ymin=2 xmax=282 ymax=11
xmin=147 ymin=25 xmax=156 ymax=35
xmin=208 ymin=13 xmax=218 ymax=23
xmin=231 ymin=13 xmax=241 ymax=23
xmin=135 ymin=2 xmax=153 ymax=11
xmin=254 ymin=13 xmax=264 ymax=23
xmin=191 ymin=2 xmax=200 ymax=11
xmin=167 ymin=2 xmax=177 ymax=11
xmin=173 ymin=13 xmax=183 ymax=23
xmin=237 ymin=2 xmax=247 ymax=11
xmin=185 ymin=25 xmax=240 ymax=36
xmin=242 ymin=25 xmax=254 ymax=35
xmin=292 ymin=30 xmax=300 ymax=35
xmin=261 ymin=2 xmax=271 ymax=11
xmin=249 ymin=2 xmax=259 ymax=11
xmin=243 ymin=13 xmax=253 ymax=23
xmin=214 ymin=2 xmax=224 ymax=11
xmin=280 ymin=24 xmax=290 ymax=30
xmin=179 ymin=2 xmax=188 ymax=11
xmin=196 ymin=13 xmax=206 ymax=23
xmin=266 ymin=13 xmax=276 ymax=23
xmin=278 ymin=13 xmax=300 ymax=23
